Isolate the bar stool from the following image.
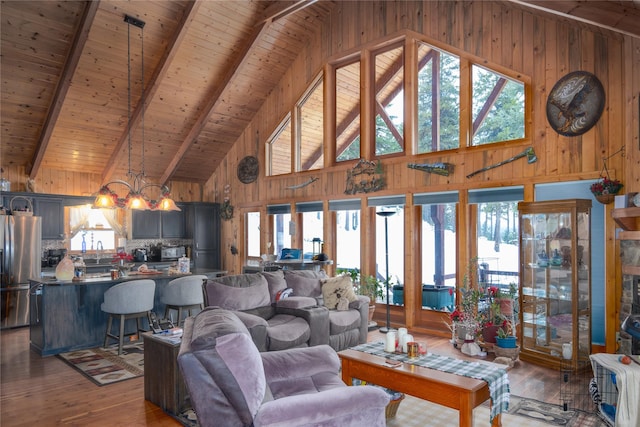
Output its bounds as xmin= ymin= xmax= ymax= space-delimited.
xmin=161 ymin=275 xmax=208 ymax=326
xmin=101 ymin=279 xmax=156 ymax=355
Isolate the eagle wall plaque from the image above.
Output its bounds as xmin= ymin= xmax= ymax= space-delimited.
xmin=546 ymin=71 xmax=605 ymax=137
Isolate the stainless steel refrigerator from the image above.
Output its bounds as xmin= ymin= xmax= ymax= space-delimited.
xmin=1 ymin=215 xmax=42 ymax=329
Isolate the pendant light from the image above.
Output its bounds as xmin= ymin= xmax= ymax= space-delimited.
xmin=93 ymin=14 xmax=179 ymax=211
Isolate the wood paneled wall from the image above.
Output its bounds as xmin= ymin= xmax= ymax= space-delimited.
xmin=209 ymin=1 xmax=640 ymax=348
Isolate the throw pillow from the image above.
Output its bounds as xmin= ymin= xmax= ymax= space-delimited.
xmin=321 ymin=274 xmax=357 ymax=310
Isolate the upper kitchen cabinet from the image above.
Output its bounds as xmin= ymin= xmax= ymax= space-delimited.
xmin=130 ymin=210 xmax=161 ymax=239
xmin=2 ymin=193 xmax=64 ymax=239
xmin=129 ymin=205 xmax=187 ymax=239
xmin=160 ymin=204 xmax=186 ymax=238
xmin=35 ymin=197 xmax=64 ymax=239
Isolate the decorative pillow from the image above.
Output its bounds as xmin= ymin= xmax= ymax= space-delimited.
xmin=321 ymin=275 xmax=357 ymax=310
xmin=275 ymin=288 xmax=293 ymax=301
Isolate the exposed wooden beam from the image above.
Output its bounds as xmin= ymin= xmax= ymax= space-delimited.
xmin=101 ymin=0 xmax=203 ymax=183
xmin=160 ymin=1 xmax=320 ymax=183
xmin=472 ymin=78 xmax=508 ymax=136
xmin=507 ymin=0 xmax=640 ymax=39
xmin=259 ymin=0 xmax=319 ymax=25
xmin=160 ymin=22 xmax=272 ymax=184
xmin=28 ymin=0 xmax=100 ymax=179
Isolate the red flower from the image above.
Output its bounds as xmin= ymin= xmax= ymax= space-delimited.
xmin=590 ymin=177 xmax=622 ymax=196
xmin=112 ymin=252 xmax=133 ymax=263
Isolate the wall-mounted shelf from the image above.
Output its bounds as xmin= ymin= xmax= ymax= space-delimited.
xmin=612 ymin=207 xmax=640 ymax=231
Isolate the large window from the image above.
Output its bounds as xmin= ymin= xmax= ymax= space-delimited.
xmin=369 ymin=196 xmax=405 ymax=303
xmin=298 ymin=76 xmax=324 ymax=171
xmin=246 ymin=211 xmax=261 ymax=257
xmin=471 ymin=65 xmax=525 ymax=146
xmin=267 ymin=204 xmax=292 ymax=257
xmin=335 ymin=60 xmax=361 ymax=162
xmin=269 ymin=34 xmax=528 ymax=172
xmin=469 ymin=187 xmax=523 ymax=294
xmin=330 ymin=199 xmax=361 ymax=273
xmin=267 ymin=116 xmax=292 ymax=176
xmin=374 ymin=44 xmax=404 ymax=156
xmin=417 ymin=192 xmax=458 ymax=311
xmin=296 ymin=202 xmax=323 ymax=259
xmin=416 ymin=42 xmax=460 ymax=153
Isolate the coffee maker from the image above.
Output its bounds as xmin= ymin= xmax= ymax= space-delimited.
xmin=133 ymin=248 xmax=148 ymax=262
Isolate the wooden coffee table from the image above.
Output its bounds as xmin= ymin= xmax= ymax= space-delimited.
xmin=338 ymin=349 xmax=502 ymax=427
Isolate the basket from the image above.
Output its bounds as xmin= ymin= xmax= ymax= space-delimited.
xmin=494 ymin=344 xmax=520 ymax=360
xmin=10 ymin=196 xmax=33 ymax=216
xmin=594 ymin=193 xmax=615 ymax=205
xmin=385 ymin=394 xmax=404 ymax=419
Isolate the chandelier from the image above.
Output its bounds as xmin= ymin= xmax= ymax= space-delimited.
xmin=93 ymin=14 xmax=179 ymax=212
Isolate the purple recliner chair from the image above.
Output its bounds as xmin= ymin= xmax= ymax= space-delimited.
xmin=177 ymin=307 xmax=389 ymax=427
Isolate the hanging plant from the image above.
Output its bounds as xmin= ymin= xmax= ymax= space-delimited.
xmin=591 ymin=149 xmax=624 ymax=205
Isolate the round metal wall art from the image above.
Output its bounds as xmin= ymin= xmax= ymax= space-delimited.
xmin=546 ymin=71 xmax=605 ymax=137
xmin=237 ymin=156 xmax=259 ymax=184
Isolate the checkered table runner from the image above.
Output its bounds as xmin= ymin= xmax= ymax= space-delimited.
xmin=350 ymin=341 xmax=510 ymax=423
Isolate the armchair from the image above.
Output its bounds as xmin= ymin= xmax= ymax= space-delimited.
xmin=177 ymin=307 xmax=389 ymax=427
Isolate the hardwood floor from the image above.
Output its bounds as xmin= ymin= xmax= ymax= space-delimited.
xmin=1 ymin=326 xmax=575 ymax=426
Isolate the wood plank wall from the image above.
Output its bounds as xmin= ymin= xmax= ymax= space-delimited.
xmin=208 ymin=1 xmax=640 ymax=349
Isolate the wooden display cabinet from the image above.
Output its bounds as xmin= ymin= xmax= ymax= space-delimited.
xmin=517 ymin=199 xmax=592 ymax=369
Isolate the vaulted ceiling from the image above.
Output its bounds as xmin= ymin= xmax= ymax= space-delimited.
xmin=2 ymin=1 xmax=639 ymax=187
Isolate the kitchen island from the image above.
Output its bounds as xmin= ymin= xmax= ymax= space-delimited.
xmin=28 ymin=269 xmax=225 ymax=356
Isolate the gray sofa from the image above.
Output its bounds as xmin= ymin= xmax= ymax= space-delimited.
xmin=202 ymin=269 xmax=369 ymax=352
xmin=177 ymin=307 xmax=389 ymax=427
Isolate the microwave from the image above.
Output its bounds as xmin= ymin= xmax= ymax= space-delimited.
xmin=161 ymin=246 xmax=186 ymax=260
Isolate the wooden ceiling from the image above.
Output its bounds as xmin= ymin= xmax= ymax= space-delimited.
xmin=2 ymin=1 xmax=639 ymax=187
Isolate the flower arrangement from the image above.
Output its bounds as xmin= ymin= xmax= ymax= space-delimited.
xmin=112 ymin=252 xmax=134 ymax=263
xmin=590 ymin=177 xmax=622 ymax=196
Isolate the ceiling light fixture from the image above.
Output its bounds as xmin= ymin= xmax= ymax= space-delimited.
xmin=93 ymin=14 xmax=179 ymax=212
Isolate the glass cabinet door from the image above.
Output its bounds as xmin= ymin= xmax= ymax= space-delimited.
xmin=518 ymin=199 xmax=591 ymax=369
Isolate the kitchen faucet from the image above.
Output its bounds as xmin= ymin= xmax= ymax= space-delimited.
xmin=96 ymin=241 xmax=104 ymax=263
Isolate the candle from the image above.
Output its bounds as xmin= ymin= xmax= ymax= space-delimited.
xmin=385 ymin=331 xmax=397 ymax=352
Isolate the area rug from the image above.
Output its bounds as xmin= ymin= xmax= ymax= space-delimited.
xmin=57 ymin=342 xmax=144 ymax=386
xmin=174 ymin=394 xmax=606 ymax=427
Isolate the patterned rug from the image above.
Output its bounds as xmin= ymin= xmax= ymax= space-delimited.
xmin=57 ymin=342 xmax=144 ymax=386
xmin=175 ymin=394 xmax=606 ymax=427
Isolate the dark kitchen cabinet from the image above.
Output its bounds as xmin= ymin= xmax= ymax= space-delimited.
xmin=131 ymin=210 xmax=161 ymax=239
xmin=160 ymin=205 xmax=186 ymax=238
xmin=186 ymin=203 xmax=220 ymax=269
xmin=130 ymin=205 xmax=186 ymax=239
xmin=1 ymin=192 xmax=64 ymax=239
xmin=35 ymin=197 xmax=64 ymax=239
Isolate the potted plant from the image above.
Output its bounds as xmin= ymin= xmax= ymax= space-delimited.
xmin=590 ymin=176 xmax=623 ymax=204
xmin=495 ymin=323 xmax=517 ymax=348
xmin=493 ymin=283 xmax=517 ymax=316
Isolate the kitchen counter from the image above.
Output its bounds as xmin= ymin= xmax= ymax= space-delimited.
xmin=28 ymin=268 xmax=226 ymax=356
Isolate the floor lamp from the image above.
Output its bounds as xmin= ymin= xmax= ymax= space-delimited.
xmin=377 ymin=210 xmax=396 ymax=334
